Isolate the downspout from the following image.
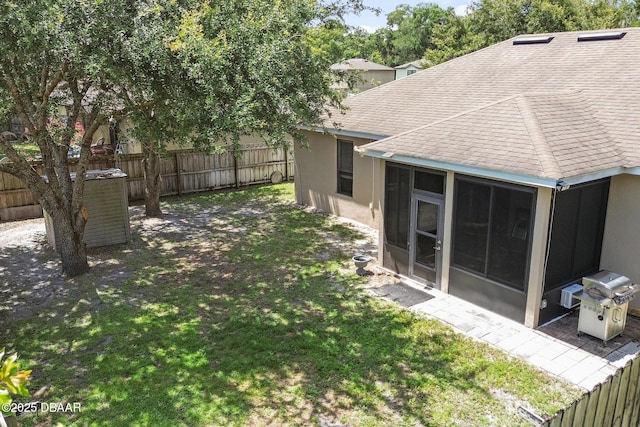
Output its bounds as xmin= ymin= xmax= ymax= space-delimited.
xmin=370 ymin=149 xmax=376 ymax=216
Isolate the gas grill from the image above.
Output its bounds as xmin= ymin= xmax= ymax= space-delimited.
xmin=575 ymin=271 xmax=640 ymax=345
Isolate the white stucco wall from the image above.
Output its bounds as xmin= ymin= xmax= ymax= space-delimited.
xmin=600 ymin=174 xmax=640 ymax=313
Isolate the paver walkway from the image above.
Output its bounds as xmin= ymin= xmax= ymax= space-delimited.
xmin=371 ymin=279 xmax=640 ymax=391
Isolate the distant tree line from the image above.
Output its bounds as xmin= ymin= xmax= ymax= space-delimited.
xmin=308 ymin=0 xmax=640 ymax=67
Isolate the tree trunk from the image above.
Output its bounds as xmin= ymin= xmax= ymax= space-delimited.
xmin=143 ymin=141 xmax=163 ymax=217
xmin=50 ymin=206 xmax=90 ymax=276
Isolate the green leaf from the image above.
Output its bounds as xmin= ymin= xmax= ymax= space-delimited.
xmin=0 ymin=351 xmax=30 ymax=398
xmin=0 ymin=388 xmax=10 ymax=406
xmin=10 ymin=370 xmax=31 ymax=397
xmin=1 ymin=353 xmax=18 ymax=382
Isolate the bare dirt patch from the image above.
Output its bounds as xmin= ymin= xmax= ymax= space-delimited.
xmin=0 ymin=218 xmax=47 ymax=249
xmin=0 ymin=203 xmax=394 ymax=324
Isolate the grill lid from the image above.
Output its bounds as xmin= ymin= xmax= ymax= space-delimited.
xmin=582 ymin=271 xmax=632 ymax=298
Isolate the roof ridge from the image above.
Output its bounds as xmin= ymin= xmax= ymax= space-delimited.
xmin=514 ymin=95 xmax=563 ymax=178
xmin=570 ymin=92 xmax=629 ymax=167
xmin=407 ymin=28 xmax=640 ymax=78
xmin=365 ymin=92 xmax=564 ymax=151
xmin=517 ymin=90 xmax=629 ymax=178
xmin=509 ymin=26 xmax=639 ymax=40
xmin=365 ymin=94 xmax=525 ymax=148
xmin=365 ymin=89 xmax=612 ymax=151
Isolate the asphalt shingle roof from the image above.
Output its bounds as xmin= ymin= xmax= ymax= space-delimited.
xmin=325 ymin=28 xmax=640 ymax=183
xmin=330 ymin=58 xmax=395 ymax=71
xmin=394 ymin=60 xmax=423 ymax=70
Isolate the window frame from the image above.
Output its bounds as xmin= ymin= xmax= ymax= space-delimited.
xmin=336 ymin=139 xmax=354 ymax=197
xmin=452 ymin=176 xmax=537 ymax=291
xmin=384 ymin=163 xmax=411 ymax=248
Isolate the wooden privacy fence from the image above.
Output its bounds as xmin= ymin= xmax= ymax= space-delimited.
xmin=542 ymin=355 xmax=640 ymax=427
xmin=0 ymin=143 xmax=294 ymax=221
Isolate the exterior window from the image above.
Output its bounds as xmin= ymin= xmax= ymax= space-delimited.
xmin=453 ymin=177 xmax=535 ymax=290
xmin=414 ymin=170 xmax=444 ymax=194
xmin=407 ymin=69 xmax=417 ymax=76
xmin=337 ymin=139 xmax=353 ymax=196
xmin=384 ymin=164 xmax=411 ymax=248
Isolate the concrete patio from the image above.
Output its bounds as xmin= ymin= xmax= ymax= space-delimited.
xmin=370 ymin=279 xmax=640 ymax=391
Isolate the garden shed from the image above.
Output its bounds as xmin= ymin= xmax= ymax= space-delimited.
xmin=45 ymin=168 xmax=130 ymax=249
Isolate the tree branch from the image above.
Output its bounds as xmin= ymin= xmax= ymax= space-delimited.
xmin=0 ymin=133 xmax=49 ymax=202
xmin=1 ymin=68 xmax=37 ymax=132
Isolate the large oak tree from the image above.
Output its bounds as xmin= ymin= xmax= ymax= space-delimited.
xmin=0 ymin=0 xmax=366 ymax=276
xmin=0 ymin=0 xmax=137 ymax=276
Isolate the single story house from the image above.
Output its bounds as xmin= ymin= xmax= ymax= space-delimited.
xmin=330 ymin=58 xmax=396 ymax=94
xmin=394 ymin=60 xmax=423 ymax=79
xmin=294 ymin=28 xmax=640 ymax=328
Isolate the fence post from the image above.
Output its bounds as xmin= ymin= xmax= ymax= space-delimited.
xmin=284 ymin=144 xmax=289 ymax=182
xmin=233 ymin=149 xmax=239 ymax=188
xmin=175 ymin=151 xmax=182 ymax=196
xmin=623 ymin=357 xmax=640 ymax=427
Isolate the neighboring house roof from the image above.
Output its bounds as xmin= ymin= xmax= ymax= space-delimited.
xmin=324 ymin=29 xmax=640 ymax=186
xmin=330 ymin=58 xmax=394 ymax=71
xmin=394 ymin=60 xmax=423 ymax=70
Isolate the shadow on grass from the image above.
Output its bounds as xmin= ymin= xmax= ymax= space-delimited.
xmin=0 ymin=184 xmax=542 ymax=426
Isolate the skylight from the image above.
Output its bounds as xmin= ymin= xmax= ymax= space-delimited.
xmin=577 ymin=32 xmax=626 ymax=42
xmin=513 ymin=36 xmax=554 ymax=45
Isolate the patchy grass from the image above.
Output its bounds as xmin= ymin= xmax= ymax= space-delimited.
xmin=0 ymin=183 xmax=582 ymax=426
xmin=0 ymin=142 xmax=41 ymax=160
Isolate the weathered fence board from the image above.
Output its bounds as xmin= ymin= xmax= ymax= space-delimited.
xmin=627 ymin=356 xmax=640 ymax=427
xmin=593 ymin=377 xmax=612 ymax=427
xmin=549 ymin=412 xmax=563 ymax=427
xmin=558 ymin=398 xmax=575 ymax=427
xmin=0 ymin=144 xmax=294 ymax=221
xmin=611 ymin=363 xmax=632 ymax=427
xmin=571 ymin=388 xmax=590 ymax=427
xmin=543 ymin=356 xmax=640 ymax=427
xmin=603 ymin=371 xmax=622 ymax=426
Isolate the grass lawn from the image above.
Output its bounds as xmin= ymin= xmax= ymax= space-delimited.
xmin=0 ymin=183 xmax=582 ymax=426
xmin=0 ymin=142 xmax=41 ymax=160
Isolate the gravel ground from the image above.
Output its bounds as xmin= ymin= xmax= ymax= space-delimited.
xmin=0 ymin=218 xmax=46 ymax=249
xmin=0 ymin=218 xmax=64 ymax=322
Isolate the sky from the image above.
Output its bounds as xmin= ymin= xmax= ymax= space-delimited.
xmin=344 ymin=0 xmax=470 ymax=33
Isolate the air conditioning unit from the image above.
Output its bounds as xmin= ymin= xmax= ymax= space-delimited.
xmin=560 ymin=283 xmax=583 ymax=309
